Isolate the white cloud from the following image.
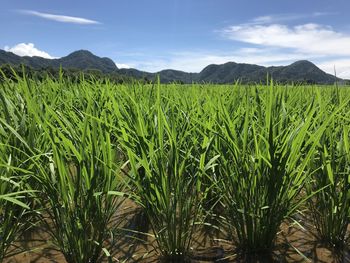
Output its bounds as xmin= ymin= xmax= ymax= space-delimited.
xmin=318 ymin=59 xmax=350 ymax=79
xmin=115 ymin=63 xmax=131 ymax=69
xmin=244 ymin=12 xmax=336 ymax=26
xmin=20 ymin=10 xmax=100 ymax=25
xmin=219 ymin=21 xmax=350 ymax=78
xmin=250 ymin=14 xmax=303 ymax=25
xmin=4 ymin=43 xmax=55 ymax=59
xmin=313 ymin=11 xmax=337 ymax=17
xmin=129 ymin=18 xmax=348 ymax=75
xmin=222 ymin=23 xmax=350 ymax=57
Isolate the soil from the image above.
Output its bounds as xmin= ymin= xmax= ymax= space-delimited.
xmin=3 ymin=201 xmax=350 ymax=263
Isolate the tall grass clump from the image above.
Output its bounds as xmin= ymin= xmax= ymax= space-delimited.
xmin=0 ymin=74 xmax=38 ymax=261
xmin=214 ymin=85 xmax=331 ymax=255
xmin=22 ymin=77 xmax=126 ymax=263
xmin=115 ymin=84 xmax=217 ymax=262
xmin=0 ymin=148 xmax=33 ymax=262
xmin=307 ymin=100 xmax=350 ymax=249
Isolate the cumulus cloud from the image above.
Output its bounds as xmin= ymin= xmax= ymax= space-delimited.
xmin=222 ymin=23 xmax=350 ymax=57
xmin=4 ymin=43 xmax=55 ymax=59
xmin=127 ymin=16 xmax=350 ymax=75
xmin=317 ymin=59 xmax=350 ymax=79
xmin=115 ymin=63 xmax=131 ymax=69
xmin=20 ymin=10 xmax=100 ymax=25
xmin=218 ymin=20 xmax=350 ymax=78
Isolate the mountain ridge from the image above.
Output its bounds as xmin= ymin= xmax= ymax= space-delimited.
xmin=0 ymin=49 xmax=117 ymax=73
xmin=0 ymin=49 xmax=340 ymax=84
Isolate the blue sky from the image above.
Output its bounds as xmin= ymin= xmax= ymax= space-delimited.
xmin=2 ymin=0 xmax=350 ymax=77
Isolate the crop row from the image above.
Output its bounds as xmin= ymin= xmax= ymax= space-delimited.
xmin=0 ymin=74 xmax=349 ymax=262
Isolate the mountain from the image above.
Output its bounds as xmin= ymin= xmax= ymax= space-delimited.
xmin=196 ymin=60 xmax=339 ymax=84
xmin=58 ymin=50 xmax=117 ymax=73
xmin=197 ymin=62 xmax=266 ymax=83
xmin=0 ymin=49 xmax=117 ymax=73
xmin=0 ymin=49 xmax=339 ymax=84
xmin=267 ymin=60 xmax=337 ymax=84
xmin=117 ymin=68 xmax=197 ymax=83
xmin=120 ymin=61 xmax=338 ymax=84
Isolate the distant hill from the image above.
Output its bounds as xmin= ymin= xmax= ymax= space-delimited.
xmin=120 ymin=61 xmax=338 ymax=84
xmin=57 ymin=50 xmax=117 ymax=73
xmin=0 ymin=49 xmax=340 ymax=84
xmin=0 ymin=49 xmax=117 ymax=73
xmin=267 ymin=60 xmax=337 ymax=84
xmin=197 ymin=62 xmax=266 ymax=83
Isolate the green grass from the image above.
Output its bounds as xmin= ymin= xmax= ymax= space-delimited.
xmin=114 ymin=83 xmax=217 ymax=261
xmin=307 ymin=91 xmax=350 ymax=249
xmin=212 ymin=85 xmax=347 ymax=254
xmin=0 ymin=72 xmax=349 ymax=262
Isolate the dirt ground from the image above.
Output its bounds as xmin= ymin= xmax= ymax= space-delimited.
xmin=3 ymin=202 xmax=350 ymax=263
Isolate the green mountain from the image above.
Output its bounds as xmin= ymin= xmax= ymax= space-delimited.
xmin=196 ymin=60 xmax=338 ymax=84
xmin=267 ymin=60 xmax=337 ymax=84
xmin=0 ymin=49 xmax=340 ymax=84
xmin=58 ymin=50 xmax=117 ymax=73
xmin=0 ymin=49 xmax=117 ymax=73
xmin=120 ymin=60 xmax=338 ymax=84
xmin=197 ymin=62 xmax=265 ymax=83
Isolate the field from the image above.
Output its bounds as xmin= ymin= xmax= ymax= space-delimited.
xmin=1 ymin=74 xmax=350 ymax=263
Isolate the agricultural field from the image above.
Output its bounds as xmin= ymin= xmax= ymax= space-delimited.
xmin=0 ymin=74 xmax=350 ymax=263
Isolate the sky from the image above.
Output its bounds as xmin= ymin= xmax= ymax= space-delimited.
xmin=1 ymin=0 xmax=350 ymax=78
